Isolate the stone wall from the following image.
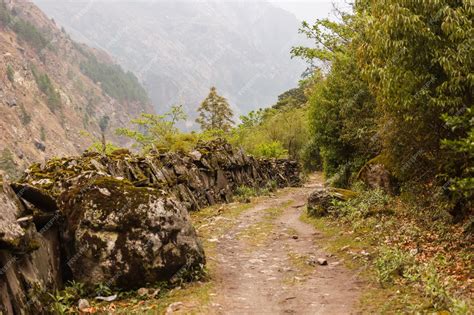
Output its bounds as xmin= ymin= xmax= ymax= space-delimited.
xmin=0 ymin=139 xmax=301 ymax=313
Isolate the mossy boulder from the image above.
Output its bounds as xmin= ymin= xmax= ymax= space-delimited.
xmin=307 ymin=188 xmax=357 ymax=217
xmin=60 ymin=177 xmax=205 ymax=289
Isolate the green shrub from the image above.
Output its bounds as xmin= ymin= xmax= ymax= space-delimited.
xmin=6 ymin=64 xmax=14 ymax=82
xmin=19 ymin=104 xmax=31 ymax=125
xmin=254 ymin=141 xmax=288 ymax=158
xmin=40 ymin=126 xmax=46 ymax=142
xmin=0 ymin=1 xmax=11 ymax=26
xmin=374 ymin=246 xmax=416 ymax=286
xmin=235 ymin=185 xmax=258 ymax=203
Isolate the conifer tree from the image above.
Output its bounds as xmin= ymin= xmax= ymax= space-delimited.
xmin=196 ymin=87 xmax=234 ymax=132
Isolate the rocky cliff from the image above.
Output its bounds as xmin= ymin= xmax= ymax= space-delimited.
xmin=0 ymin=140 xmax=301 ymax=313
xmin=0 ymin=0 xmax=153 ymax=177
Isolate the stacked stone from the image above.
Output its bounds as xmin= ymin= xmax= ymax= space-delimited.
xmin=20 ymin=138 xmax=302 ymax=211
xmin=0 ymin=139 xmax=301 ymax=313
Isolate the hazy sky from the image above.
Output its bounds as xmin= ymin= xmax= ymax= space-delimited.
xmin=270 ymin=0 xmax=351 ymax=22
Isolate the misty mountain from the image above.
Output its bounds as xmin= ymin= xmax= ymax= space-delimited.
xmin=33 ymin=0 xmax=307 ymax=125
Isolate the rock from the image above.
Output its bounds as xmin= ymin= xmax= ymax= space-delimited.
xmin=0 ymin=139 xmax=303 ymax=313
xmin=291 ymin=235 xmax=298 ymax=239
xmin=6 ymin=98 xmax=17 ymax=107
xmin=62 ymin=177 xmax=205 ymax=289
xmin=95 ymin=294 xmax=117 ymax=302
xmin=78 ymin=299 xmax=90 ymax=311
xmin=307 ymin=189 xmax=333 ymax=217
xmin=357 ymin=159 xmax=397 ymax=194
xmin=166 ymin=302 xmax=184 ymax=314
xmin=317 ymin=258 xmax=328 ymax=266
xmin=0 ymin=180 xmax=26 ymax=250
xmin=307 ymin=187 xmax=356 ymax=217
xmin=137 ymin=287 xmax=149 ymax=296
xmin=34 ymin=141 xmax=46 ymax=152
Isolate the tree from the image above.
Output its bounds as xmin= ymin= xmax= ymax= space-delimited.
xmin=116 ymin=104 xmax=188 ymax=152
xmin=99 ymin=115 xmax=110 ymax=154
xmin=292 ymin=13 xmax=379 ymax=186
xmin=196 ymin=87 xmax=234 ymax=132
xmin=356 ymin=1 xmax=473 ymax=206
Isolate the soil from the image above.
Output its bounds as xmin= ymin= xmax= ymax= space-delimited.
xmin=197 ymin=174 xmax=364 ymax=314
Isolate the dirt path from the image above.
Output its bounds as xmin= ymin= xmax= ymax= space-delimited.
xmin=196 ymin=175 xmax=363 ymax=314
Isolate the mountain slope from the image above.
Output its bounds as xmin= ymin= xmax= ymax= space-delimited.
xmin=33 ymin=0 xmax=306 ymax=123
xmin=0 ymin=0 xmax=153 ymax=176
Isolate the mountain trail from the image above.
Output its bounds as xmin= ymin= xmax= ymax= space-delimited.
xmin=185 ymin=174 xmax=364 ymax=314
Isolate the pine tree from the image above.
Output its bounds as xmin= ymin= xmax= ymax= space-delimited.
xmin=196 ymin=87 xmax=234 ymax=132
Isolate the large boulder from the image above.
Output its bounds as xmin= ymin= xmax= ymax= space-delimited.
xmin=307 ymin=188 xmax=357 ymax=217
xmin=307 ymin=189 xmax=335 ymax=217
xmin=60 ymin=176 xmax=205 ymax=289
xmin=0 ymin=176 xmax=62 ymax=314
xmin=357 ymin=159 xmax=397 ymax=194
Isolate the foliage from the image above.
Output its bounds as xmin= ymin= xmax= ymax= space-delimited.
xmin=80 ymin=54 xmax=149 ymax=104
xmin=13 ymin=20 xmax=49 ymax=52
xmin=272 ymin=85 xmax=307 ymax=110
xmin=0 ymin=1 xmax=11 ymax=26
xmin=40 ymin=126 xmax=46 ymax=142
xmin=231 ymin=96 xmax=310 ymax=160
xmin=19 ymin=104 xmax=31 ymax=125
xmin=295 ymin=2 xmax=472 ymax=213
xmin=313 ymin=185 xmax=473 ymax=312
xmin=354 ymin=1 xmax=473 ymax=209
xmin=6 ymin=64 xmax=14 ymax=82
xmin=0 ymin=148 xmax=20 ymax=179
xmin=99 ymin=115 xmax=110 ymax=133
xmin=235 ymin=180 xmax=277 ymax=203
xmin=196 ymin=87 xmax=234 ymax=132
xmin=293 ymin=14 xmax=379 ymax=186
xmin=374 ymin=246 xmax=416 ymax=286
xmin=116 ymin=105 xmax=190 ymax=153
xmin=254 ymin=141 xmax=287 ymax=158
xmin=87 ymin=141 xmax=121 ymax=155
xmin=31 ymin=64 xmax=61 ymax=112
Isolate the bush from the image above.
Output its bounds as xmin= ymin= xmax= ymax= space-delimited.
xmin=40 ymin=126 xmax=46 ymax=141
xmin=234 ymin=181 xmax=277 ymax=203
xmin=19 ymin=104 xmax=31 ymax=125
xmin=6 ymin=64 xmax=14 ymax=82
xmin=254 ymin=141 xmax=287 ymax=158
xmin=374 ymin=246 xmax=416 ymax=286
xmin=235 ymin=185 xmax=258 ymax=203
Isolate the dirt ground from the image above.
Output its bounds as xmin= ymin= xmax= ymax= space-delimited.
xmin=187 ymin=174 xmax=364 ymax=315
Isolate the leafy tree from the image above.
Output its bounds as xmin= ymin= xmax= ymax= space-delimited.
xmin=98 ymin=115 xmax=110 ymax=154
xmin=230 ymin=87 xmax=310 ymax=161
xmin=356 ymin=1 xmax=473 ymax=206
xmin=292 ymin=13 xmax=378 ymax=185
xmin=117 ymin=105 xmax=188 ymax=152
xmin=196 ymin=87 xmax=234 ymax=132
